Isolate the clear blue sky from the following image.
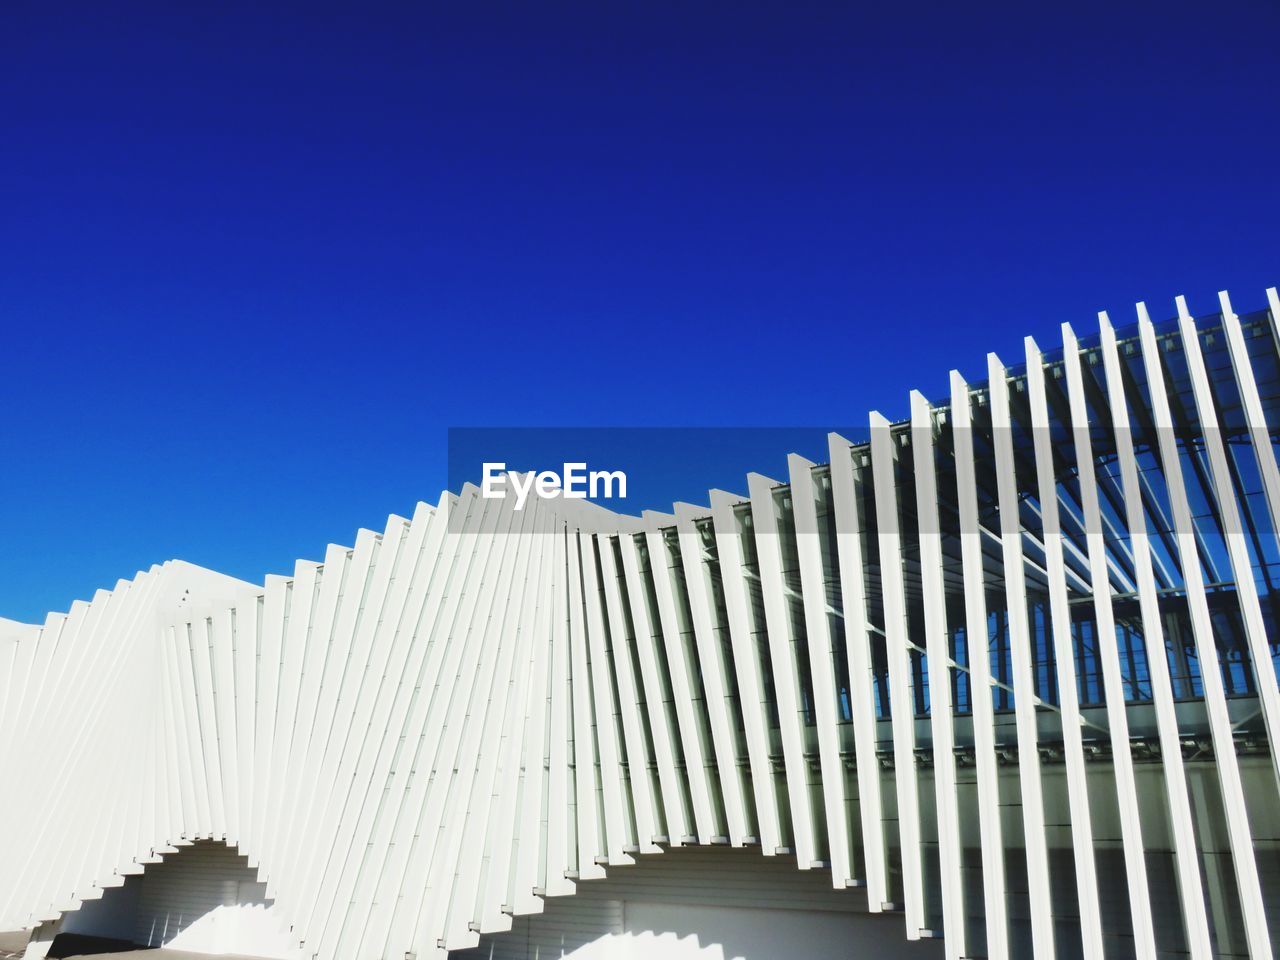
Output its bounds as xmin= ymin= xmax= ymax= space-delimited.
xmin=2 ymin=2 xmax=1277 ymax=622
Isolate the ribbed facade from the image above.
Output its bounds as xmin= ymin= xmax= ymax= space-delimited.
xmin=3 ymin=288 xmax=1280 ymax=960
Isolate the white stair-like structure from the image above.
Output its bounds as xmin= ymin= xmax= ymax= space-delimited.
xmin=4 ymin=289 xmax=1280 ymax=960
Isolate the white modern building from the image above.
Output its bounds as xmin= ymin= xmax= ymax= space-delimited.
xmin=3 ymin=289 xmax=1280 ymax=960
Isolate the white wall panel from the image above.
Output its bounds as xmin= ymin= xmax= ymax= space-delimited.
xmin=5 ymin=289 xmax=1280 ymax=960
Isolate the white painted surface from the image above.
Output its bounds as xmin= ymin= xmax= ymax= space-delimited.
xmin=615 ymin=902 xmax=924 ymax=960
xmin=3 ymin=290 xmax=1280 ymax=960
xmin=457 ymin=847 xmax=941 ymax=960
xmin=50 ymin=842 xmax=298 ymax=960
xmin=133 ymin=842 xmax=297 ymax=959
